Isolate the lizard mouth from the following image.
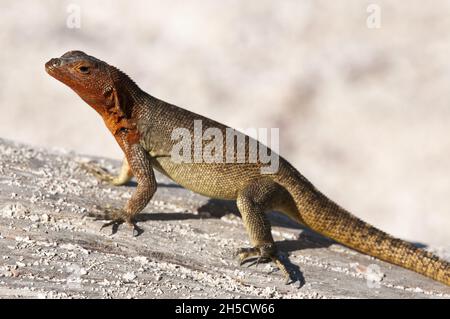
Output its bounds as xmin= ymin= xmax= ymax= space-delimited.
xmin=45 ymin=58 xmax=61 ymax=74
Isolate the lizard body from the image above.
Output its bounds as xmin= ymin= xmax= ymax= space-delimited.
xmin=46 ymin=51 xmax=450 ymax=286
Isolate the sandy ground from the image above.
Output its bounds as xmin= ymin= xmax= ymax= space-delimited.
xmin=0 ymin=1 xmax=449 ymax=250
xmin=0 ymin=138 xmax=449 ymax=298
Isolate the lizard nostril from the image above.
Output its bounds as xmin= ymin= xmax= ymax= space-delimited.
xmin=45 ymin=58 xmax=62 ymax=71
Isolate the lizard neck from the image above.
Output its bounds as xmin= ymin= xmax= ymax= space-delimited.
xmin=97 ymin=66 xmax=145 ymax=144
xmin=108 ymin=65 xmax=143 ymax=114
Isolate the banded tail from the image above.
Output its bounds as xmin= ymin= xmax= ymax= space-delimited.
xmin=274 ymin=163 xmax=450 ymax=286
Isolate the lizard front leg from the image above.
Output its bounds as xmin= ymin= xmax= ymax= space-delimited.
xmin=91 ymin=141 xmax=157 ymax=236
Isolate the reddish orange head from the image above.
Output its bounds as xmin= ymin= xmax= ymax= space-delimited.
xmin=45 ymin=50 xmax=140 ymax=122
xmin=45 ymin=51 xmax=114 ymax=108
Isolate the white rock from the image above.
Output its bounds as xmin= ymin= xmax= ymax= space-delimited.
xmin=123 ymin=272 xmax=136 ymax=281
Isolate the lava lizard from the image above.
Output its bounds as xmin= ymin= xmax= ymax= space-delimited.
xmin=45 ymin=50 xmax=449 ymax=286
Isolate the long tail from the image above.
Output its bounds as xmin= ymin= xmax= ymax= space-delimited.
xmin=273 ymin=163 xmax=450 ymax=286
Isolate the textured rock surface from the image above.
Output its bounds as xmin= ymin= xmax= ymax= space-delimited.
xmin=0 ymin=138 xmax=449 ymax=299
xmin=2 ymin=1 xmax=450 ymax=246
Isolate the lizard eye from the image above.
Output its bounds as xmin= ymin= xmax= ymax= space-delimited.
xmin=78 ymin=66 xmax=90 ymax=74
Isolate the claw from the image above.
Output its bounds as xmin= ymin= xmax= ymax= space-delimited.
xmin=99 ymin=218 xmax=143 ymax=237
xmin=271 ymin=256 xmax=294 ymax=285
xmin=236 ymin=246 xmax=297 ymax=285
xmin=285 ymin=277 xmax=292 ymax=285
xmin=244 ymin=256 xmax=270 ymax=268
xmin=244 ymin=258 xmax=258 ymax=268
xmin=236 ymin=247 xmax=260 ymax=266
xmin=131 ymin=223 xmax=144 ymax=237
xmin=100 ymin=220 xmax=119 ymax=229
xmin=100 ymin=219 xmax=124 ymax=235
xmin=86 ymin=206 xmax=143 ymax=237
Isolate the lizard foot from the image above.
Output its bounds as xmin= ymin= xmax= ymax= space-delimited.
xmin=236 ymin=245 xmax=294 ymax=285
xmin=87 ymin=207 xmax=143 ymax=237
xmin=80 ymin=161 xmax=128 ymax=186
xmin=81 ymin=161 xmax=115 ymax=183
xmin=236 ymin=247 xmax=270 ymax=267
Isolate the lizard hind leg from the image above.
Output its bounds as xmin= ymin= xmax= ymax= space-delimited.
xmin=235 ymin=178 xmax=294 ymax=284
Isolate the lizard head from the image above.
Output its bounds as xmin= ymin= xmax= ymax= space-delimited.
xmin=45 ymin=51 xmax=109 ymax=106
xmin=45 ymin=50 xmax=137 ymax=118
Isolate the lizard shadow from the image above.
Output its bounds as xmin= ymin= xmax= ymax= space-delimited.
xmin=136 ymin=212 xmax=205 ymax=222
xmin=200 ymin=199 xmax=323 ymax=287
xmin=137 ymin=198 xmax=334 ymax=287
xmin=123 ymin=181 xmax=183 ymax=189
xmin=136 ymin=197 xmax=430 ymax=288
xmin=137 ymin=198 xmax=334 ymax=251
xmin=139 ymin=197 xmax=429 ymax=249
xmin=197 ymin=199 xmax=334 ymax=248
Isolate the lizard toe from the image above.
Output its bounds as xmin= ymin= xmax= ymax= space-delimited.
xmin=236 ymin=247 xmax=271 ymax=267
xmin=100 ymin=219 xmax=124 ymax=235
xmin=236 ymin=245 xmax=300 ymax=286
xmin=131 ymin=222 xmax=144 ymax=237
xmin=235 ymin=247 xmax=260 ymax=266
xmin=88 ymin=206 xmax=142 ymax=237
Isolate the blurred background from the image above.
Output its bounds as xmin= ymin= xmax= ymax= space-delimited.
xmin=0 ymin=0 xmax=449 ymax=246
